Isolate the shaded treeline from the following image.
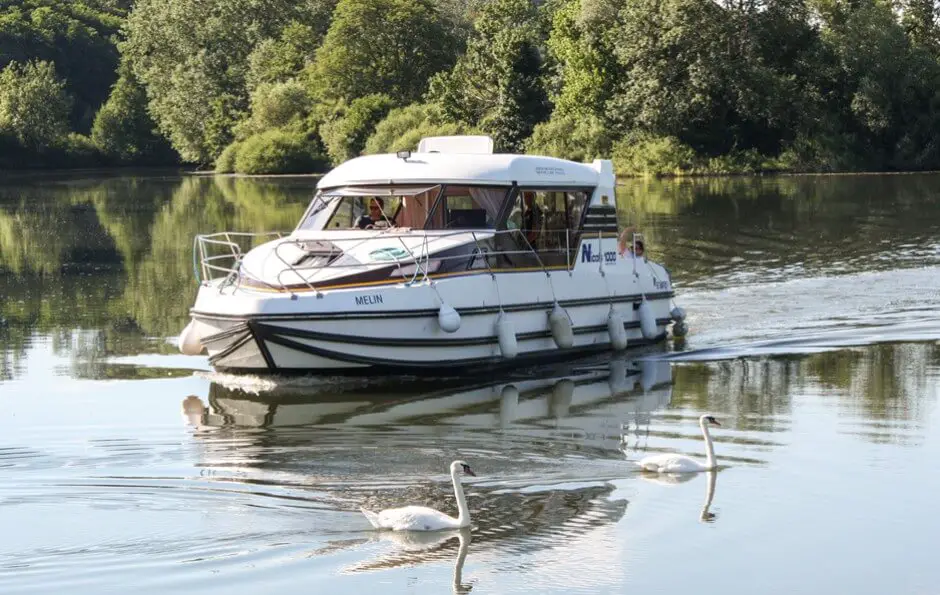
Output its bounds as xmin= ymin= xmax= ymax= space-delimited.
xmin=3 ymin=0 xmax=940 ymax=174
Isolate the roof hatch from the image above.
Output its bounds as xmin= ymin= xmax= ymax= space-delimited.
xmin=417 ymin=135 xmax=494 ymax=154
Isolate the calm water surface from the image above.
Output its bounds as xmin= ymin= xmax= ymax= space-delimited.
xmin=1 ymin=172 xmax=939 ymax=594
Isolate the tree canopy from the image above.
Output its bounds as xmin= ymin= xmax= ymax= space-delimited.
xmin=5 ymin=0 xmax=940 ymax=175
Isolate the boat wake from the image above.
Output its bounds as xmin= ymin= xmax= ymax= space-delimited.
xmin=656 ymin=265 xmax=940 ymax=362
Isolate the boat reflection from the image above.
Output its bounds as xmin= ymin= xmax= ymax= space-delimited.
xmin=178 ymin=355 xmax=669 ymax=583
xmin=181 ymin=354 xmax=674 ymax=450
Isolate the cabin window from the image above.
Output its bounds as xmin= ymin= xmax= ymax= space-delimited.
xmin=503 ymin=188 xmax=591 ymax=268
xmin=424 ymin=186 xmax=509 ymax=230
xmin=295 ymin=185 xmax=441 ymax=231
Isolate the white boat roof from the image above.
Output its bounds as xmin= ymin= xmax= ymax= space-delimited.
xmin=317 ymin=150 xmax=608 ymax=189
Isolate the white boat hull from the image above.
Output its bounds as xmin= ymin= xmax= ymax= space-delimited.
xmin=190 ymin=264 xmax=676 ymax=375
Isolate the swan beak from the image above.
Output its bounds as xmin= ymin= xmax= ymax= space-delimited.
xmin=465 ymin=468 xmax=477 ymax=477
xmin=711 ymin=420 xmax=721 ymax=426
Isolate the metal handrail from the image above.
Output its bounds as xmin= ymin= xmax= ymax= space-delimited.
xmin=192 ymin=227 xmax=608 ymax=294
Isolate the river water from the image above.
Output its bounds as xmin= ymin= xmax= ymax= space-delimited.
xmin=1 ymin=172 xmax=939 ymax=594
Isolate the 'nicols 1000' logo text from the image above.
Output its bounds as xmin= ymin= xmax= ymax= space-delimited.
xmin=581 ymin=243 xmax=616 ymax=264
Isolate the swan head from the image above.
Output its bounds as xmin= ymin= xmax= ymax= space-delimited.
xmin=701 ymin=414 xmax=721 ymax=427
xmin=451 ymin=460 xmax=476 ymax=477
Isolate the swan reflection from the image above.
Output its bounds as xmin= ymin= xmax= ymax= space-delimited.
xmin=345 ymin=527 xmax=474 ymax=593
xmin=636 ymin=469 xmax=720 ymax=523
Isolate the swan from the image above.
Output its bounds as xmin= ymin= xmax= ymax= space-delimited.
xmin=361 ymin=460 xmax=476 ymax=531
xmin=637 ymin=414 xmax=721 ymax=473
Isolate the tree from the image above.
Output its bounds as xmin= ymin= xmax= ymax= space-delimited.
xmin=429 ymin=0 xmax=549 ymax=151
xmin=363 ymin=102 xmax=477 ymax=154
xmin=320 ymin=93 xmax=395 ymax=164
xmin=123 ymin=0 xmax=335 ymax=163
xmin=307 ymin=0 xmax=460 ymax=104
xmin=0 ymin=60 xmax=72 ymax=150
xmin=91 ymin=60 xmax=175 ymax=164
xmin=525 ymin=112 xmax=612 ymax=161
xmin=544 ymin=0 xmax=621 ymax=120
xmin=0 ymin=2 xmax=121 ymax=133
xmin=246 ymin=14 xmax=336 ymax=90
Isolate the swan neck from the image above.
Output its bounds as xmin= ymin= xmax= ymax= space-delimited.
xmin=452 ymin=468 xmax=470 ymax=527
xmin=701 ymin=419 xmax=716 ymax=469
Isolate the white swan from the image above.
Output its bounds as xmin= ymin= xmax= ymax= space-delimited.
xmin=637 ymin=414 xmax=721 ymax=473
xmin=361 ymin=460 xmax=476 ymax=531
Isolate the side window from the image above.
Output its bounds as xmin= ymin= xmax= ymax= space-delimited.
xmin=539 ymin=191 xmax=567 ymax=252
xmin=565 ymin=191 xmax=588 ymax=266
xmin=506 ymin=188 xmax=590 ymax=267
xmin=327 ymin=199 xmax=358 ymax=229
xmin=426 ymin=186 xmax=507 ymax=229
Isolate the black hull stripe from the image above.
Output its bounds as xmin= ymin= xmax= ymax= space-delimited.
xmin=201 ymin=322 xmax=250 ymax=345
xmin=224 ymin=332 xmax=669 ymax=373
xmin=249 ymin=321 xmax=278 ymax=370
xmin=208 ymin=331 xmax=253 ymax=364
xmin=193 ymin=292 xmax=675 ymax=323
xmin=251 ymin=317 xmax=673 ymax=348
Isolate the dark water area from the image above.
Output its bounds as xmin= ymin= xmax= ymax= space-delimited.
xmin=1 ymin=172 xmax=939 ymax=593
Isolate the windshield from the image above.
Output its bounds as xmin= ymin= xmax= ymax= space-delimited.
xmin=296 ymin=185 xmax=440 ymax=231
xmin=295 ymin=185 xmax=511 ymax=231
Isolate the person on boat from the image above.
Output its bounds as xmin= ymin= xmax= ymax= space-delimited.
xmin=617 ymin=226 xmax=644 ymax=257
xmin=507 ymin=191 xmax=543 ymax=248
xmin=521 ymin=191 xmax=543 ymax=247
xmin=356 ymin=198 xmax=393 ymax=229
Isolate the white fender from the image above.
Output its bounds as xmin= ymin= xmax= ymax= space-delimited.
xmin=550 ymin=378 xmax=574 ymax=418
xmin=639 ymin=359 xmax=661 ymax=392
xmin=178 ymin=319 xmax=204 ymax=356
xmin=607 ymin=357 xmax=630 ymax=395
xmin=495 ymin=311 xmax=518 ymax=358
xmin=607 ymin=309 xmax=628 ymax=350
xmin=499 ymin=384 xmax=519 ymax=426
xmin=548 ymin=303 xmax=574 ymax=349
xmin=438 ymin=303 xmax=461 ymax=333
xmin=638 ymin=297 xmax=657 ymax=340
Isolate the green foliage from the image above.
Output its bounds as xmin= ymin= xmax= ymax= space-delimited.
xmin=308 ymin=0 xmax=460 ymax=104
xmin=612 ymin=134 xmax=698 ymax=177
xmin=236 ymin=79 xmax=312 ymax=140
xmin=544 ymin=0 xmax=620 ymax=120
xmin=6 ymin=0 xmax=940 ymax=174
xmin=363 ymin=102 xmax=478 ymax=154
xmin=91 ymin=61 xmax=175 ymax=164
xmin=429 ymin=0 xmax=549 ymax=151
xmin=60 ymin=132 xmax=104 ymax=166
xmin=215 ymin=141 xmax=241 ymax=173
xmin=524 ymin=112 xmax=612 ymax=162
xmin=123 ymin=0 xmax=333 ymax=164
xmin=0 ymin=2 xmax=121 ymax=132
xmin=233 ymin=129 xmax=327 ymax=174
xmin=0 ymin=60 xmax=72 ymax=150
xmin=246 ymin=15 xmax=335 ymax=90
xmin=606 ymin=0 xmax=818 ymax=157
xmin=321 ymin=93 xmax=395 ymax=164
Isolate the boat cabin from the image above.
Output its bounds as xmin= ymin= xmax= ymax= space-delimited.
xmin=291 ymin=136 xmax=619 ymax=273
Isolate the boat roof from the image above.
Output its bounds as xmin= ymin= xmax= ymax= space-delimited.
xmin=317 ymin=150 xmax=608 ymax=190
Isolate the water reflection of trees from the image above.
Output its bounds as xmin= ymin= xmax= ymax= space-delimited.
xmin=0 ymin=173 xmax=311 ymax=378
xmin=618 ymin=175 xmax=940 ymax=288
xmin=2 ymin=172 xmax=939 ymax=380
xmin=670 ymin=343 xmax=940 ymax=442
